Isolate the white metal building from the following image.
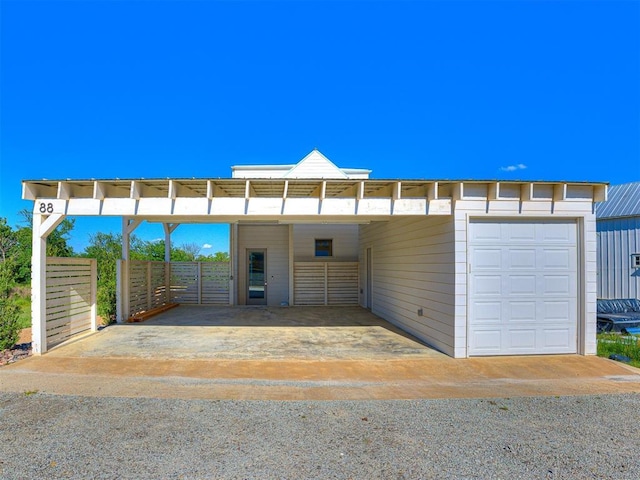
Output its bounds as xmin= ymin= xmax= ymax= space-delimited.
xmin=596 ymin=181 xmax=640 ymax=300
xmin=23 ymin=150 xmax=607 ymax=358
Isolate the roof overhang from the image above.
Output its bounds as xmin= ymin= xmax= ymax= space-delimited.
xmin=22 ymin=178 xmax=608 ymax=223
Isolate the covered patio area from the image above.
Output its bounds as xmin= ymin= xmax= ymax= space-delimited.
xmin=45 ymin=306 xmax=444 ymax=361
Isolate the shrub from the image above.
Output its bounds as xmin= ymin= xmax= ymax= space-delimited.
xmin=0 ymin=298 xmax=20 ymax=351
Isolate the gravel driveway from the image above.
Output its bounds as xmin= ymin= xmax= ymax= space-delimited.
xmin=1 ymin=392 xmax=638 ymax=479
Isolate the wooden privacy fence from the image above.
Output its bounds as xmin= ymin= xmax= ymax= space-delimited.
xmin=169 ymin=262 xmax=231 ymax=305
xmin=125 ymin=260 xmax=231 ymax=318
xmin=128 ymin=260 xmax=169 ymax=317
xmin=46 ymin=257 xmax=97 ymax=348
xmin=293 ymin=262 xmax=359 ymax=305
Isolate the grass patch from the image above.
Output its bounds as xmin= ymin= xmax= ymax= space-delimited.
xmin=597 ymin=333 xmax=640 ymax=368
xmin=14 ymin=295 xmax=31 ymax=330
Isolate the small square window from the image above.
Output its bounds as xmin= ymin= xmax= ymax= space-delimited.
xmin=632 ymin=254 xmax=640 ymax=269
xmin=315 ymin=239 xmax=332 ymax=257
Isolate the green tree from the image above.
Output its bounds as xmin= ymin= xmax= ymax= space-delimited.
xmin=11 ymin=210 xmax=76 ymax=284
xmin=199 ymin=251 xmax=230 ymax=262
xmin=0 ymin=219 xmax=20 ymax=350
xmin=82 ymin=232 xmax=124 ymax=322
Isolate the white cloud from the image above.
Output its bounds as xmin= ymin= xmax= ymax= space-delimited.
xmin=202 ymin=243 xmax=212 ymax=249
xmin=500 ymin=163 xmax=527 ymax=172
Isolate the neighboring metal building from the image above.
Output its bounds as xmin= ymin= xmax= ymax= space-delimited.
xmin=23 ymin=150 xmax=607 ymax=358
xmin=596 ymin=181 xmax=640 ymax=300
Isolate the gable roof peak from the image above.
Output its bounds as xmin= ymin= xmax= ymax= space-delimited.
xmin=284 ymin=150 xmax=348 ymax=179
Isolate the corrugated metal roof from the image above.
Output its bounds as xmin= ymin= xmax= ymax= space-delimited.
xmin=596 ymin=181 xmax=640 ymax=219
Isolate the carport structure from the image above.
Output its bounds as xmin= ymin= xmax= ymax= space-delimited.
xmin=23 ymin=150 xmax=607 ymax=358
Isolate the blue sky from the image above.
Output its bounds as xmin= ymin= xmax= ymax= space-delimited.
xmin=1 ymin=0 xmax=639 ymax=253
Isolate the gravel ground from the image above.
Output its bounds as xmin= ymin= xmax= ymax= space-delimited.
xmin=1 ymin=393 xmax=639 ymax=479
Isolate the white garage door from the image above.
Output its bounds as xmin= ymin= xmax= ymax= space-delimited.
xmin=468 ymin=219 xmax=578 ymax=356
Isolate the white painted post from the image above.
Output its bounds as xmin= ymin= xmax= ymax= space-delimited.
xmin=31 ymin=214 xmax=47 ymax=355
xmin=116 ymin=259 xmax=124 ymax=323
xmin=120 ymin=218 xmax=142 ymax=322
xmin=288 ymin=224 xmax=294 ymax=306
xmin=31 ymin=212 xmax=65 ymax=355
xmin=120 ymin=218 xmax=130 ymax=323
xmin=90 ymin=258 xmax=98 ymax=331
xmin=230 ymin=223 xmax=238 ymax=305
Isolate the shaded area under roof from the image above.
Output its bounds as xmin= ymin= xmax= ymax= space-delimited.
xmin=596 ymin=181 xmax=640 ymax=219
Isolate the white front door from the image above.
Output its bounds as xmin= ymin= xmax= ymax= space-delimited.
xmin=468 ymin=219 xmax=578 ymax=356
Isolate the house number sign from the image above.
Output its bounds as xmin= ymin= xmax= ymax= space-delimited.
xmin=39 ymin=202 xmax=54 ymax=213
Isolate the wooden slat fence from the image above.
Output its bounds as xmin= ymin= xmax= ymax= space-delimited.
xmin=46 ymin=257 xmax=97 ymax=348
xmin=126 ymin=261 xmax=231 ymax=317
xmin=169 ymin=262 xmax=230 ymax=305
xmin=128 ymin=260 xmax=170 ymax=317
xmin=293 ymin=262 xmax=359 ymax=305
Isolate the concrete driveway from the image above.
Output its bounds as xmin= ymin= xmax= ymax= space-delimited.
xmin=2 ymin=305 xmax=640 ymax=400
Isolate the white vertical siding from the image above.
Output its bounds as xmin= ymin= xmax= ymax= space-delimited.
xmin=237 ymin=225 xmax=289 ymax=306
xmin=293 ymin=224 xmax=359 ymax=261
xmin=597 ymin=217 xmax=640 ymax=300
xmin=359 ymin=216 xmax=457 ymax=357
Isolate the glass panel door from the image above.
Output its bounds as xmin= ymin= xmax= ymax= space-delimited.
xmin=247 ymin=249 xmax=267 ymax=305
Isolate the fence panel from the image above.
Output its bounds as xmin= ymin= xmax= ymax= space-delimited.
xmin=201 ymin=262 xmax=231 ymax=304
xmin=128 ymin=260 xmax=170 ymax=317
xmin=293 ymin=262 xmax=359 ymax=306
xmin=46 ymin=257 xmax=96 ymax=348
xmin=168 ymin=262 xmax=198 ymax=304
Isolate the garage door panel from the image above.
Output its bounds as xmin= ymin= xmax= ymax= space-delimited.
xmin=471 ymin=329 xmax=502 ymax=353
xmin=542 ymin=300 xmax=572 ymax=322
xmin=472 ymin=223 xmax=503 ymax=242
xmin=542 ymin=275 xmax=572 ymax=295
xmin=507 ymin=330 xmax=537 ymax=351
xmin=469 ymin=219 xmax=578 ymax=356
xmin=508 ymin=301 xmax=537 ymax=322
xmin=474 ymin=275 xmax=502 ymax=295
xmin=474 ymin=249 xmax=502 ymax=269
xmin=542 ymin=222 xmax=576 ymax=242
xmin=541 ymin=328 xmax=573 ymax=350
xmin=506 ymin=222 xmax=536 ymax=242
xmin=542 ymin=249 xmax=573 ymax=269
xmin=509 ymin=275 xmax=537 ymax=295
xmin=473 ymin=302 xmax=502 ymax=323
xmin=508 ymin=249 xmax=536 ymax=269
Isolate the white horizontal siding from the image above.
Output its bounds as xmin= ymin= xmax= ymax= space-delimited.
xmin=237 ymin=225 xmax=289 ymax=306
xmin=293 ymin=224 xmax=359 ymax=261
xmin=360 ymin=216 xmax=457 ymax=357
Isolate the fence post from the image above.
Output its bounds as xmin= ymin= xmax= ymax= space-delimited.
xmin=147 ymin=261 xmax=152 ymax=311
xmin=198 ymin=262 xmax=203 ymax=305
xmin=90 ymin=258 xmax=98 ymax=331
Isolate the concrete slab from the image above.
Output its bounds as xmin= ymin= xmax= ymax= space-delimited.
xmin=2 ymin=306 xmax=640 ymax=400
xmin=46 ymin=306 xmax=444 ymax=360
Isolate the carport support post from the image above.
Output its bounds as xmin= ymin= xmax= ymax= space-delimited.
xmin=31 ymin=212 xmax=65 ymax=355
xmin=118 ymin=218 xmax=142 ymax=322
xmin=163 ymin=223 xmax=179 ymax=304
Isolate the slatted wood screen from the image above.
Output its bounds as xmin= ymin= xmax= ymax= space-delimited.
xmin=127 ymin=261 xmax=230 ymax=316
xmin=169 ymin=262 xmax=199 ymax=304
xmin=46 ymin=257 xmax=96 ymax=348
xmin=128 ymin=260 xmax=169 ymax=317
xmin=293 ymin=262 xmax=359 ymax=305
xmin=201 ymin=262 xmax=231 ymax=304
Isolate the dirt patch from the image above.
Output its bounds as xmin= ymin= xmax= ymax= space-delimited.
xmin=0 ymin=328 xmax=32 ymax=366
